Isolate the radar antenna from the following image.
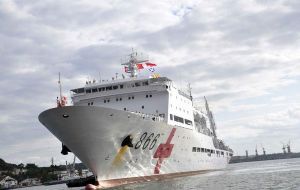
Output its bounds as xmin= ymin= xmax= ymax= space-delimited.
xmin=121 ymin=50 xmax=149 ymax=78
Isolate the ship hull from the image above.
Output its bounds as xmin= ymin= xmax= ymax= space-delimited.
xmin=39 ymin=106 xmax=230 ymax=186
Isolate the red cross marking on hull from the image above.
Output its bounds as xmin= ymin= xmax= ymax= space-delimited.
xmin=153 ymin=128 xmax=176 ymax=174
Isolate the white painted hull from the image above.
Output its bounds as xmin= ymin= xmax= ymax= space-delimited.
xmin=39 ymin=106 xmax=230 ymax=183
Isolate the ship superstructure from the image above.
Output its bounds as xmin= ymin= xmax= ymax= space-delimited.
xmin=39 ymin=52 xmax=232 ymax=188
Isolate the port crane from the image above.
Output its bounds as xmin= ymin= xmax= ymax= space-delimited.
xmin=281 ymin=142 xmax=287 ymax=154
xmin=261 ymin=144 xmax=266 ymax=156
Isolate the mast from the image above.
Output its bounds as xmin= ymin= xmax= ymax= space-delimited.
xmin=58 ymin=72 xmax=62 ymax=102
xmin=188 ymin=83 xmax=193 ymax=103
xmin=121 ymin=50 xmax=149 ymax=78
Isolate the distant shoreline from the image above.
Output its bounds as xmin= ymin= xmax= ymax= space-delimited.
xmin=229 ymin=152 xmax=300 ymax=164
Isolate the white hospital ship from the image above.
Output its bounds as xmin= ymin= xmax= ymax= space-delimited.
xmin=39 ymin=52 xmax=233 ymax=188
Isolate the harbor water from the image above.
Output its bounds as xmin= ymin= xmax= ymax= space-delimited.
xmin=19 ymin=158 xmax=300 ymax=190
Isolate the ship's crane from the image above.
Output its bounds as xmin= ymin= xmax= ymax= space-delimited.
xmin=65 ymin=155 xmax=76 ymax=177
xmin=70 ymin=155 xmax=76 ymax=177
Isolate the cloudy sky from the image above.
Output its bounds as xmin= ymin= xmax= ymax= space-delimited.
xmin=1 ymin=0 xmax=300 ymax=166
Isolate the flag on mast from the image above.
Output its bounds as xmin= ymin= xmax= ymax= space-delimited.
xmin=145 ymin=62 xmax=157 ymax=67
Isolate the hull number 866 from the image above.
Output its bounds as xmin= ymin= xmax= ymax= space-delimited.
xmin=135 ymin=132 xmax=160 ymax=150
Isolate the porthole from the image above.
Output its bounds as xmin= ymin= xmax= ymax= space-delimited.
xmin=62 ymin=114 xmax=69 ymax=118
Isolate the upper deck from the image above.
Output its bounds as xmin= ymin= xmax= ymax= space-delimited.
xmin=67 ymin=51 xmax=221 ymax=140
xmin=71 ymin=77 xmax=172 ymax=103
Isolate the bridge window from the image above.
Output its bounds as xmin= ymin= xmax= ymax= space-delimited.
xmin=197 ymin=148 xmax=201 ymax=152
xmin=170 ymin=114 xmax=173 ymax=120
xmin=72 ymin=88 xmax=84 ymax=94
xmin=174 ymin=115 xmax=184 ymax=123
xmin=184 ymin=119 xmax=193 ymax=125
xmin=92 ymin=88 xmax=97 ymax=92
xmin=142 ymin=81 xmax=149 ymax=86
xmin=113 ymin=85 xmax=118 ymax=90
xmin=120 ymin=84 xmax=124 ymax=89
xmin=192 ymin=147 xmax=196 ymax=152
xmin=201 ymin=148 xmax=205 ymax=152
xmin=106 ymin=86 xmax=112 ymax=91
xmin=86 ymin=89 xmax=91 ymax=93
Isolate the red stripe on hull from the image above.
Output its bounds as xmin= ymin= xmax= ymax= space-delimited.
xmin=153 ymin=128 xmax=176 ymax=174
xmin=92 ymin=169 xmax=216 ymax=189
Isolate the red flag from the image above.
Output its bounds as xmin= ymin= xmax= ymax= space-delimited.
xmin=137 ymin=63 xmax=144 ymax=70
xmin=146 ymin=62 xmax=157 ymax=67
xmin=61 ymin=96 xmax=67 ymax=106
